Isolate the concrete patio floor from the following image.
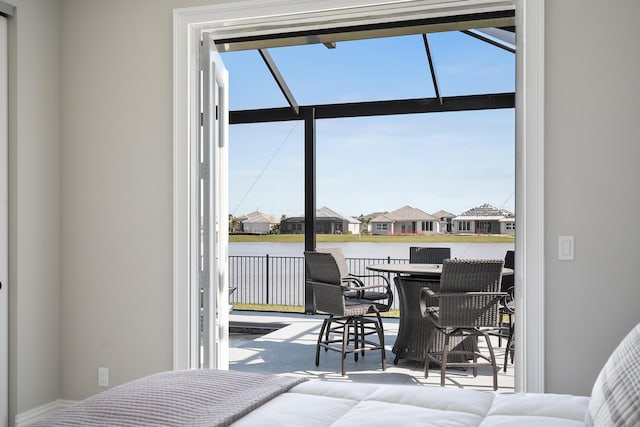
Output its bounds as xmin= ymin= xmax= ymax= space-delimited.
xmin=229 ymin=310 xmax=515 ymax=393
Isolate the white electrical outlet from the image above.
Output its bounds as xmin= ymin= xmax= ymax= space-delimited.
xmin=98 ymin=367 xmax=109 ymax=387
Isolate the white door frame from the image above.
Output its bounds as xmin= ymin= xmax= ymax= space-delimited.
xmin=0 ymin=13 xmax=7 ymax=427
xmin=173 ymin=0 xmax=545 ymax=392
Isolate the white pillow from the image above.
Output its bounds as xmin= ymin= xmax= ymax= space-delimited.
xmin=585 ymin=322 xmax=640 ymax=426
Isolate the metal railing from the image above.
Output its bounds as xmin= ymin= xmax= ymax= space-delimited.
xmin=229 ymin=255 xmax=408 ymax=309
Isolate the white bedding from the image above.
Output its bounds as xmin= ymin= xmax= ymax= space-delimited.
xmin=232 ymin=380 xmax=590 ymax=427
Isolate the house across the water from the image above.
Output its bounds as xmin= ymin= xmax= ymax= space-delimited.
xmin=452 ymin=203 xmax=515 ymax=235
xmin=280 ymin=207 xmax=361 ymax=235
xmin=369 ymin=205 xmax=440 ymax=235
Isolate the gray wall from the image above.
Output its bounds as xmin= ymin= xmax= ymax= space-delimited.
xmin=58 ymin=0 xmax=216 ymax=402
xmin=8 ymin=0 xmax=214 ymax=418
xmin=8 ymin=0 xmax=61 ymax=418
xmin=8 ymin=0 xmax=640 ymax=418
xmin=544 ymin=0 xmax=640 ymax=395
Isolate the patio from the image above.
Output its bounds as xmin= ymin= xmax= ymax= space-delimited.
xmin=229 ymin=310 xmax=515 ymax=393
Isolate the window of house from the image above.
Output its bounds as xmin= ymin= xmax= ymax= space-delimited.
xmin=458 ymin=220 xmax=471 ymax=231
xmin=422 ymin=221 xmax=433 ymax=231
xmin=375 ymin=223 xmax=388 ymax=231
xmin=478 ymin=221 xmax=492 ymax=233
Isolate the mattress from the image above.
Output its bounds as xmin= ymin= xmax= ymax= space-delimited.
xmin=233 ymin=380 xmax=590 ymax=427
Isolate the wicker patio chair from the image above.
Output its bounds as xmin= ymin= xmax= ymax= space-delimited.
xmin=499 ymin=251 xmax=516 ymax=372
xmin=503 ymin=250 xmax=514 ymax=285
xmin=409 ymin=246 xmax=451 ymax=264
xmin=392 ymin=275 xmax=470 ymax=365
xmin=317 ymin=248 xmax=393 ymax=312
xmin=490 ymin=250 xmax=515 ymax=348
xmin=420 ymin=258 xmax=506 ymax=391
xmin=501 ymin=250 xmax=515 ymax=337
xmin=304 ymin=251 xmax=386 ymax=376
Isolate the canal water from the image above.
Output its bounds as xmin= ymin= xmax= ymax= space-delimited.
xmin=230 ymin=241 xmax=514 ymax=260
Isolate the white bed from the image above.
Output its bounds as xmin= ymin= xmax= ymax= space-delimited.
xmin=29 ymin=323 xmax=640 ymax=427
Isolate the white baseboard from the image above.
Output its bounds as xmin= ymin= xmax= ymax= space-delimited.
xmin=15 ymin=399 xmax=77 ymax=427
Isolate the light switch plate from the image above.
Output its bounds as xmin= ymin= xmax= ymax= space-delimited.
xmin=558 ymin=235 xmax=574 ymax=260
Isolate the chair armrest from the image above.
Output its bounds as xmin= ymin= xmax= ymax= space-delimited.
xmin=349 ymin=273 xmax=391 ymax=285
xmin=344 ymin=276 xmax=392 ymax=297
xmin=345 ymin=284 xmax=389 ymax=292
xmin=342 ymin=277 xmax=365 ymax=287
xmin=309 ymin=280 xmax=383 ymax=293
xmin=421 ymin=287 xmax=438 ymax=298
xmin=346 ymin=275 xmax=392 ymax=299
xmin=436 ymin=291 xmax=508 ymax=297
xmin=306 ymin=280 xmax=343 ymax=287
xmin=419 ymin=286 xmax=439 ymax=318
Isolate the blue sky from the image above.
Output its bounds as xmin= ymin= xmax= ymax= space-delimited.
xmin=222 ymin=31 xmax=515 ymax=219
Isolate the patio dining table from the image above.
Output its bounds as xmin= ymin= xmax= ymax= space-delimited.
xmin=367 ymin=263 xmax=445 ymax=278
xmin=366 ymin=263 xmax=513 ymax=365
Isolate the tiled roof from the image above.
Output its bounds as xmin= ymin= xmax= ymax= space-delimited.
xmin=240 ymin=210 xmax=279 ymax=224
xmin=370 ymin=205 xmax=437 ymax=222
xmin=432 ymin=209 xmax=456 ymax=219
xmin=317 ymin=207 xmax=361 ymax=224
xmin=361 ymin=211 xmax=388 ymax=221
xmin=369 ymin=213 xmax=393 ymax=223
xmin=285 ymin=207 xmax=360 ymax=224
xmin=454 ymin=203 xmax=514 ymax=220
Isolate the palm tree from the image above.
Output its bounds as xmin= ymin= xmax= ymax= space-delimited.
xmin=229 ymin=214 xmax=241 ymax=233
xmin=358 ymin=214 xmax=371 ymax=235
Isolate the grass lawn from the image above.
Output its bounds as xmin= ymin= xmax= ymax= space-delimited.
xmin=230 ymin=234 xmax=514 ymax=244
